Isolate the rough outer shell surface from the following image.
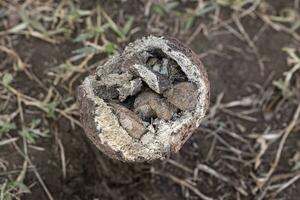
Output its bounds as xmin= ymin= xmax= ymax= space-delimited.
xmin=77 ymin=36 xmax=210 ymax=162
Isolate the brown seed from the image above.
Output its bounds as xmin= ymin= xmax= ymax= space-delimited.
xmin=163 ymin=82 xmax=198 ymax=111
xmin=134 ymin=91 xmax=177 ymax=121
xmin=110 ymin=103 xmax=146 ymax=139
xmin=134 ymin=91 xmax=159 ymax=119
xmin=147 ymin=57 xmax=159 ymax=66
xmin=149 ymin=98 xmax=178 ymax=120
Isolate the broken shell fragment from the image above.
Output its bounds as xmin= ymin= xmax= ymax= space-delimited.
xmin=132 ymin=64 xmax=171 ymax=94
xmin=77 ymin=36 xmax=210 ymax=162
xmin=118 ymin=78 xmax=142 ymax=102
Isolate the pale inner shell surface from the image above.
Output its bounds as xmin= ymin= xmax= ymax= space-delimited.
xmin=79 ymin=36 xmax=209 ymax=162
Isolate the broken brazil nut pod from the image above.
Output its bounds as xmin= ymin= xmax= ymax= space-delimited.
xmin=77 ymin=36 xmax=210 ymax=162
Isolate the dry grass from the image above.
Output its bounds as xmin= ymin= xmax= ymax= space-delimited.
xmin=0 ymin=0 xmax=300 ymax=199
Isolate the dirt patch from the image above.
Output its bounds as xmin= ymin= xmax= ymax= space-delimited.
xmin=1 ymin=0 xmax=300 ymax=200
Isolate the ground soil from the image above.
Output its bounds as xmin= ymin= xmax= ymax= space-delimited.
xmin=1 ymin=0 xmax=300 ymax=200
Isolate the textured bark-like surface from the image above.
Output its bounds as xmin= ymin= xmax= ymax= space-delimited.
xmin=77 ymin=36 xmax=210 ymax=162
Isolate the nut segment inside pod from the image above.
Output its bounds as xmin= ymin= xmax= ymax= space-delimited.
xmin=77 ymin=36 xmax=210 ymax=162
